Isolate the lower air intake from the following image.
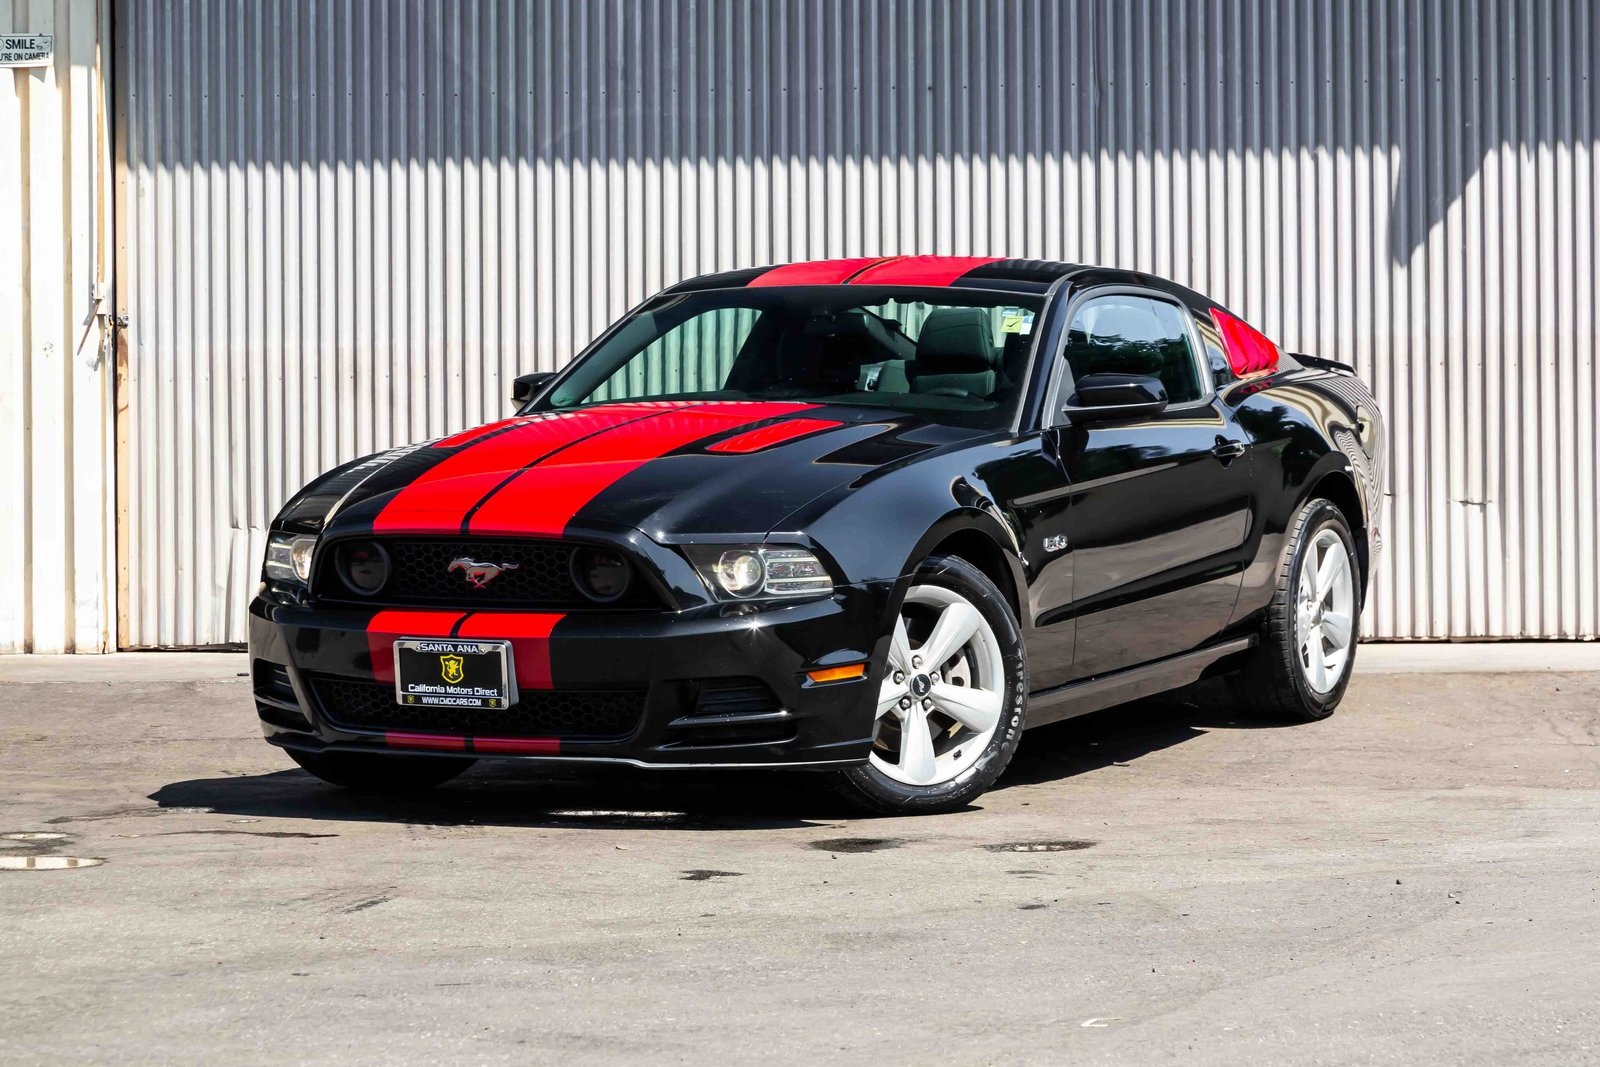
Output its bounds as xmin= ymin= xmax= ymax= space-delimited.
xmin=313 ymin=678 xmax=645 ymax=740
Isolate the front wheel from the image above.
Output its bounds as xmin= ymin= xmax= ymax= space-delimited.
xmin=1230 ymin=497 xmax=1361 ymax=722
xmin=286 ymin=748 xmax=477 ymax=792
xmin=832 ymin=555 xmax=1029 ymax=815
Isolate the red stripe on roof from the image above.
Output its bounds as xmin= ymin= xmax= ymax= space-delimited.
xmin=745 ymin=257 xmax=899 ymax=287
xmin=365 ymin=610 xmax=467 ymax=684
xmin=454 ymin=612 xmax=563 ymax=691
xmin=371 ymin=404 xmax=667 ymax=535
xmin=465 ymin=401 xmax=818 ymax=538
xmin=847 ymin=255 xmax=1003 ymax=286
xmin=1211 ymin=308 xmax=1282 ymax=376
xmin=705 ymin=418 xmax=844 ymax=454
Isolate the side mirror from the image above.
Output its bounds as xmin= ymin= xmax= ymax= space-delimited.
xmin=1060 ymin=373 xmax=1168 ymax=423
xmin=511 ymin=371 xmax=555 ymax=406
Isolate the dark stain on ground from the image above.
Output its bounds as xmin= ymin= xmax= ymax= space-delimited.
xmin=48 ymin=805 xmax=213 ymax=824
xmin=1018 ymin=903 xmax=1050 ymax=910
xmin=343 ymin=896 xmax=390 ymax=913
xmin=981 ymin=840 xmax=1096 ymax=853
xmin=809 ymin=837 xmax=908 ymax=853
xmin=155 ymin=830 xmax=339 ymax=839
xmin=1006 ymin=869 xmax=1047 ymax=877
xmin=680 ymin=870 xmax=744 ymax=881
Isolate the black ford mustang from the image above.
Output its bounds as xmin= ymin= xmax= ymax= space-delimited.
xmin=250 ymin=256 xmax=1384 ymax=813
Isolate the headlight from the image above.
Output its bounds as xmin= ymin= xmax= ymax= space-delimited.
xmin=264 ymin=533 xmax=317 ymax=585
xmin=693 ymin=545 xmax=834 ymax=601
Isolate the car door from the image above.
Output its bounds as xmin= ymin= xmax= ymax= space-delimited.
xmin=1032 ymin=289 xmax=1253 ymax=685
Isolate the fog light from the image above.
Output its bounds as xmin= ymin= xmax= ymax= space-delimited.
xmin=336 ymin=541 xmax=390 ymax=596
xmin=571 ymin=547 xmax=632 ymax=603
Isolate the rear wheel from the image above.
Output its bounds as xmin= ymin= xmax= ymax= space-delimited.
xmin=286 ymin=748 xmax=477 ymax=792
xmin=833 ymin=555 xmax=1028 ymax=815
xmin=1230 ymin=497 xmax=1360 ymax=722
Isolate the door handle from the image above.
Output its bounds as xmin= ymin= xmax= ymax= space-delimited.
xmin=1211 ymin=437 xmax=1247 ymax=464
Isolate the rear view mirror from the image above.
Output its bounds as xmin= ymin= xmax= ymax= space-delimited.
xmin=1061 ymin=372 xmax=1168 ymax=423
xmin=511 ymin=371 xmax=555 ymax=406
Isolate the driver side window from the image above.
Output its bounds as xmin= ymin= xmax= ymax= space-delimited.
xmin=1063 ymin=295 xmax=1203 ymax=404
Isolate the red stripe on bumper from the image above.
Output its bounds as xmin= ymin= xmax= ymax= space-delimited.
xmin=705 ymin=418 xmax=844 ymax=454
xmin=372 ymin=404 xmax=668 ymax=535
xmin=745 ymin=257 xmax=899 ymax=286
xmin=386 ymin=731 xmax=468 ymax=751
xmin=847 ymin=255 xmax=1002 ymax=286
xmin=365 ymin=610 xmax=466 ymax=684
xmin=465 ymin=401 xmax=818 ymax=537
xmin=454 ymin=612 xmax=563 ymax=690
xmin=472 ymin=737 xmax=562 ymax=755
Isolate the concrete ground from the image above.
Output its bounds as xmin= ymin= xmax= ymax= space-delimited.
xmin=1 ymin=646 xmax=1597 ymax=1065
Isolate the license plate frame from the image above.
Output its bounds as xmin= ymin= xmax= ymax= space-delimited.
xmin=393 ymin=638 xmax=518 ymax=710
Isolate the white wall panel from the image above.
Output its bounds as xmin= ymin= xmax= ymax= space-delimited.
xmin=114 ymin=0 xmax=1599 ymax=646
xmin=0 ymin=0 xmax=115 ymax=653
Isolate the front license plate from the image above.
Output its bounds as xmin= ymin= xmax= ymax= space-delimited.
xmin=393 ymin=638 xmax=517 ymax=709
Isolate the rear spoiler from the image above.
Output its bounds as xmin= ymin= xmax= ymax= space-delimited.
xmin=1290 ymin=352 xmax=1358 ymax=376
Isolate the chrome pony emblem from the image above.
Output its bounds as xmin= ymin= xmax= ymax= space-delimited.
xmin=448 ymin=557 xmax=520 ymax=589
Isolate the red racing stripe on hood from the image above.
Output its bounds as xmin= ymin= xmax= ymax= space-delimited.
xmin=746 ymin=257 xmax=900 ymax=286
xmin=847 ymin=255 xmax=1003 ymax=286
xmin=454 ymin=612 xmax=563 ymax=690
xmin=705 ymin=417 xmax=844 ymax=454
xmin=465 ymin=401 xmax=818 ymax=537
xmin=365 ymin=609 xmax=466 ymax=684
xmin=371 ymin=404 xmax=669 ymax=535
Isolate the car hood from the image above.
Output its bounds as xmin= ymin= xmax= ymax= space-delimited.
xmin=292 ymin=400 xmax=986 ymax=543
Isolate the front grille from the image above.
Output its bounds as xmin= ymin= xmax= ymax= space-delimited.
xmin=312 ymin=677 xmax=645 ymax=740
xmin=314 ymin=537 xmax=663 ymax=610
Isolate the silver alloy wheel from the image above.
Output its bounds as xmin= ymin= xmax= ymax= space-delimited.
xmin=1296 ymin=527 xmax=1356 ymax=694
xmin=871 ymin=583 xmax=1006 ymax=787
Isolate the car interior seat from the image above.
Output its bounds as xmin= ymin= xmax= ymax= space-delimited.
xmin=907 ymin=307 xmax=1000 ymax=396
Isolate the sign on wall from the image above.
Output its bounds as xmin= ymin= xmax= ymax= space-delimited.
xmin=0 ymin=34 xmax=52 ymax=67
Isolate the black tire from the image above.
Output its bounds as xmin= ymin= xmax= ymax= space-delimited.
xmin=286 ymin=748 xmax=477 ymax=791
xmin=1229 ymin=497 xmax=1361 ymax=722
xmin=832 ymin=554 xmax=1029 ymax=815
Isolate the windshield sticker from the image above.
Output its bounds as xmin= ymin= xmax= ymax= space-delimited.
xmin=1000 ymin=309 xmax=1034 ymax=335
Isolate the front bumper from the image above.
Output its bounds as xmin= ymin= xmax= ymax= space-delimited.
xmin=247 ymin=583 xmax=895 ymax=769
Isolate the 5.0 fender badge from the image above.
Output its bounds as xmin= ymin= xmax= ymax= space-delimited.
xmin=1043 ymin=535 xmax=1070 ymax=553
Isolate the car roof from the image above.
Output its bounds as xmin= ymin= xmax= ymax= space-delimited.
xmin=662 ymin=256 xmax=1219 ymax=309
xmin=663 ymin=255 xmax=1091 ymax=296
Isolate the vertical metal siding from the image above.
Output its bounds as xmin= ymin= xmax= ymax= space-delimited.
xmin=0 ymin=0 xmax=115 ymax=653
xmin=113 ymin=0 xmax=1598 ymax=646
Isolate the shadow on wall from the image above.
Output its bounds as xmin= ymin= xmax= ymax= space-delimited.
xmin=116 ymin=0 xmax=1596 ymax=265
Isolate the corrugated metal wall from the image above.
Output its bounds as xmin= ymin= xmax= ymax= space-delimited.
xmin=113 ymin=0 xmax=1598 ymax=646
xmin=0 ymin=0 xmax=116 ymax=653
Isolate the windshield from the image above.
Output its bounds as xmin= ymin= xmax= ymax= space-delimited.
xmin=539 ymin=286 xmax=1044 ymax=430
